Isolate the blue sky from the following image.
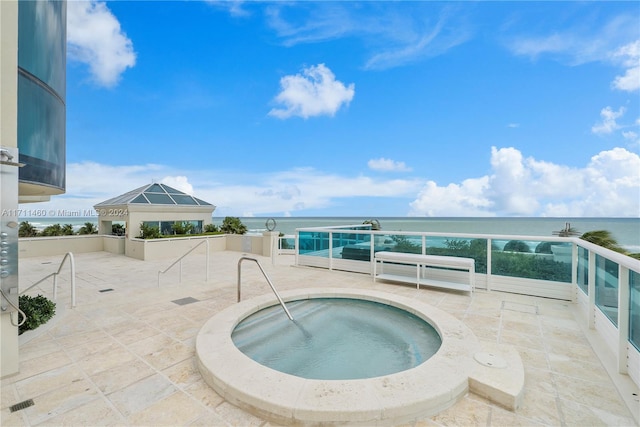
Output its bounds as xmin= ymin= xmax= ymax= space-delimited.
xmin=32 ymin=0 xmax=640 ymax=218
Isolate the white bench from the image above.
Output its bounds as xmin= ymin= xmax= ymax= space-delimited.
xmin=374 ymin=251 xmax=475 ymax=293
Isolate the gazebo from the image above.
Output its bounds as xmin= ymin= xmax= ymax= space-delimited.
xmin=94 ymin=183 xmax=216 ymax=239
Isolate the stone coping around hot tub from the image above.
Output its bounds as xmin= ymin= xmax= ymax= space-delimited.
xmin=196 ymin=288 xmax=521 ymax=426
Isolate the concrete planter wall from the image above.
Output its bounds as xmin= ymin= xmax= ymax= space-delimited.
xmin=20 ymin=232 xmax=278 ymax=261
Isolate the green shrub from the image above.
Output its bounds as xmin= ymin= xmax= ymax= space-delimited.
xmin=139 ymin=223 xmax=160 ymax=239
xmin=220 ymin=217 xmax=247 ymax=235
xmin=503 ymin=240 xmax=530 ymax=253
xmin=171 ymin=221 xmax=193 ymax=235
xmin=112 ymin=223 xmax=125 ymax=236
xmin=535 ymin=242 xmax=553 ymax=254
xmin=19 ymin=221 xmax=38 ymax=237
xmin=18 ymin=294 xmax=56 ymax=335
xmin=78 ymin=222 xmax=97 ymax=235
xmin=204 ymin=224 xmax=218 ymax=233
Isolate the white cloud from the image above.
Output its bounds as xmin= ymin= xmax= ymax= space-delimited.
xmin=408 ymin=178 xmax=492 ymax=217
xmin=592 ymin=106 xmax=625 ymax=135
xmin=160 ymin=176 xmax=194 ymax=195
xmin=268 ymin=64 xmax=355 ymax=119
xmin=265 ymin=3 xmax=471 ymax=71
xmin=19 ymin=148 xmax=640 ymax=218
xmin=368 ymin=158 xmax=412 ymax=172
xmin=409 ymin=146 xmax=640 ymax=217
xmin=507 ymin=15 xmax=638 ymax=93
xmin=611 ymin=40 xmax=640 ymax=92
xmin=205 ymin=0 xmax=249 ymax=18
xmin=622 ymin=131 xmax=638 ymax=144
xmin=199 ymin=168 xmax=421 ymax=217
xmin=20 ymin=163 xmax=422 ymax=218
xmin=67 ymin=0 xmax=136 ymax=87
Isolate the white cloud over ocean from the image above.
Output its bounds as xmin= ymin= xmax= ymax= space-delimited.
xmin=22 ymin=147 xmax=640 ymax=219
xmin=409 ymin=146 xmax=640 ymax=217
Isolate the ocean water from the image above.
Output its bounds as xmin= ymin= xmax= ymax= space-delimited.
xmin=21 ymin=216 xmax=640 ymax=252
xmin=230 ymin=217 xmax=640 ymax=252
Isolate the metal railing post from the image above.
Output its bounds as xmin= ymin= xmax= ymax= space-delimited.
xmin=68 ymin=252 xmax=76 ymax=308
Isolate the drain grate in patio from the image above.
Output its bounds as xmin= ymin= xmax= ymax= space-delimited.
xmin=10 ymin=399 xmax=34 ymax=413
xmin=172 ymin=297 xmax=199 ymax=306
xmin=501 ymin=301 xmax=538 ymax=314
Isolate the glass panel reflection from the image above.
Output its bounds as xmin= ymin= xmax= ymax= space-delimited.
xmin=491 ymin=239 xmax=572 ymax=282
xmin=577 ymin=247 xmax=589 ymax=295
xmin=595 ymin=254 xmax=619 ymax=326
xmin=630 ymin=270 xmax=639 ymax=351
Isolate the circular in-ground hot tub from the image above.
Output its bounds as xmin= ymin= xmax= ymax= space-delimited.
xmin=196 ymin=288 xmax=482 ymax=426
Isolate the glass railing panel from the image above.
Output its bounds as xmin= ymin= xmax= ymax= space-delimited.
xmin=278 ymin=236 xmax=296 ymax=251
xmin=383 ymin=234 xmax=423 ymax=254
xmin=337 ymin=232 xmax=371 ymax=261
xmin=491 ymin=239 xmax=572 ymax=282
xmin=577 ymin=246 xmax=589 ymax=295
xmin=298 ymin=231 xmax=330 ymax=257
xmin=595 ymin=254 xmax=619 ymax=326
xmin=425 ymin=237 xmax=488 ymax=274
xmin=631 ymin=270 xmax=640 ymax=351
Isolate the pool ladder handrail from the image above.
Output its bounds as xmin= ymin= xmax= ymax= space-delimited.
xmin=20 ymin=251 xmax=76 ymax=307
xmin=158 ymin=239 xmax=209 ymax=287
xmin=237 ymin=256 xmax=294 ymax=321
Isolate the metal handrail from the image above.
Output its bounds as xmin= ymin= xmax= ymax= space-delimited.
xmin=237 ymin=256 xmax=293 ymax=321
xmin=158 ymin=239 xmax=209 ymax=287
xmin=21 ymin=252 xmax=76 ymax=308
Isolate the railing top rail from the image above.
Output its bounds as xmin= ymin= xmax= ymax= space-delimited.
xmin=295 ymin=227 xmax=577 ymax=241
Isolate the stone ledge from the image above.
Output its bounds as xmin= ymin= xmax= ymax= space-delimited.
xmin=468 ymin=341 xmax=525 ymax=411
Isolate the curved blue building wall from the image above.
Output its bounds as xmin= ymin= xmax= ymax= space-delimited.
xmin=18 ymin=0 xmax=66 ymax=194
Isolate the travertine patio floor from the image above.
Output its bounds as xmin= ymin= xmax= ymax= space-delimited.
xmin=1 ymin=250 xmax=638 ymax=426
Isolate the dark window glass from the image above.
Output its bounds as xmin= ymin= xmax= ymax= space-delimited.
xmin=194 ymin=197 xmax=212 ymax=206
xmin=131 ymin=195 xmax=148 ymax=203
xmin=145 ymin=193 xmax=175 ymax=204
xmin=171 ymin=195 xmax=198 ymax=205
xmin=18 ymin=0 xmax=66 ymax=97
xmin=146 ymin=184 xmax=165 ymax=193
xmin=17 ymin=76 xmax=65 ymax=190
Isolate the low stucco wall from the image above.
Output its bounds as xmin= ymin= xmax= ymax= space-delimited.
xmin=127 ymin=235 xmax=227 ymax=261
xmin=19 ymin=233 xmax=277 ymax=261
xmin=19 ymin=235 xmax=124 ymax=258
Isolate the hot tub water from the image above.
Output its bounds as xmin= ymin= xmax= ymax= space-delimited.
xmin=231 ymin=298 xmax=442 ymax=380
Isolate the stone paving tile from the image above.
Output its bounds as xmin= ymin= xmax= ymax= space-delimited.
xmin=184 ymin=379 xmax=226 ymax=410
xmin=559 ymin=398 xmax=637 ymax=427
xmin=10 ymin=350 xmax=73 ymax=383
xmin=106 ymin=373 xmax=177 ymax=417
xmin=33 ymin=397 xmax=126 ymax=426
xmin=163 ymin=358 xmax=202 ymax=389
xmin=13 ymin=365 xmax=84 ymax=401
xmin=127 ymin=391 xmax=207 ymax=426
xmin=2 ymin=251 xmax=637 ymax=427
xmin=430 ymin=395 xmax=491 ymax=426
xmin=89 ymin=358 xmax=156 ymax=394
xmin=21 ymin=379 xmax=101 ymax=425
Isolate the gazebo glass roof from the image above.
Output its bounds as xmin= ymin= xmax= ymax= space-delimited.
xmin=95 ymin=183 xmax=213 ymax=207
